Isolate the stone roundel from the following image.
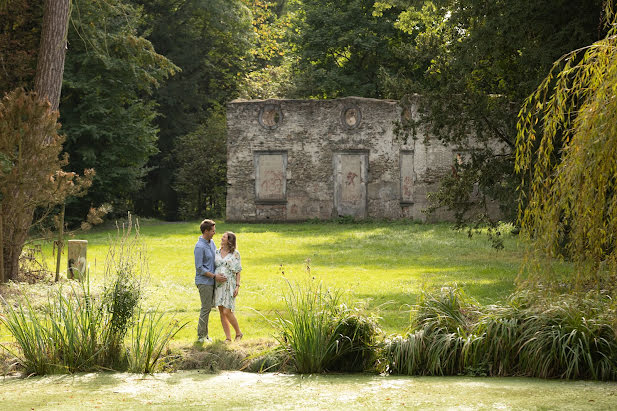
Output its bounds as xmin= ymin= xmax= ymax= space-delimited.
xmin=341 ymin=104 xmax=362 ymax=129
xmin=258 ymin=104 xmax=283 ymax=129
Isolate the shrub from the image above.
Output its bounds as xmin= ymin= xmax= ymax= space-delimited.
xmin=328 ymin=309 xmax=381 ymax=372
xmin=0 ymin=88 xmax=92 ymax=281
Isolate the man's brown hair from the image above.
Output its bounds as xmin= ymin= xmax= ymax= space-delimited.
xmin=200 ymin=219 xmax=215 ymax=234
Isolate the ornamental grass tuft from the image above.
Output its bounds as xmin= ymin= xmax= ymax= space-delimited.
xmin=383 ymin=287 xmax=617 ymax=380
xmin=274 ymin=278 xmax=380 ymax=374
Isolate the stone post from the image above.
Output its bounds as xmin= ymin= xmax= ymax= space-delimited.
xmin=67 ymin=240 xmax=87 ymax=280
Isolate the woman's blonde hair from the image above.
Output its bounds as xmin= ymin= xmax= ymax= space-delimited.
xmin=225 ymin=231 xmax=237 ymax=253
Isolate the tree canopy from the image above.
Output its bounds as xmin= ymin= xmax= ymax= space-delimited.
xmin=60 ymin=0 xmax=177 ymax=221
xmin=131 ymin=0 xmax=253 ymax=219
xmin=2 ymin=0 xmax=614 ymax=243
xmin=288 ymin=0 xmax=410 ymax=98
xmin=378 ymin=0 xmax=606 ymax=233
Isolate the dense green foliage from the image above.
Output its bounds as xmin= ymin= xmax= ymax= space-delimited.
xmin=288 ymin=0 xmax=409 ymax=98
xmin=132 ymin=0 xmax=253 ymax=220
xmin=0 ymin=0 xmax=42 ymax=95
xmin=173 ymin=110 xmax=228 ymax=218
xmin=516 ymin=4 xmax=617 ymax=291
xmin=381 ymin=0 xmax=606 ymax=230
xmin=240 ymin=0 xmax=294 ymax=99
xmin=274 ymin=279 xmax=380 ymax=373
xmin=60 ymin=0 xmax=177 ymax=221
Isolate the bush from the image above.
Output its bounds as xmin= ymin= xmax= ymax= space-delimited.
xmin=0 ymin=88 xmax=92 ymax=281
xmin=328 ymin=310 xmax=381 ymax=372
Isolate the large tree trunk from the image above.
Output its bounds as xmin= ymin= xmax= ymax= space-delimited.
xmin=0 ymin=204 xmax=4 ymax=283
xmin=34 ymin=0 xmax=70 ymax=111
xmin=0 ymin=2 xmax=71 ymax=282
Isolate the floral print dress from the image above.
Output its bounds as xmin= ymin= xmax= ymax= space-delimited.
xmin=213 ymin=249 xmax=242 ymax=311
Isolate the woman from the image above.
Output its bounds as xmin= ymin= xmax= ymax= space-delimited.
xmin=213 ymin=231 xmax=243 ymax=342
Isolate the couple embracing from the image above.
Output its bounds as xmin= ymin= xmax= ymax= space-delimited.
xmin=194 ymin=219 xmax=243 ymax=343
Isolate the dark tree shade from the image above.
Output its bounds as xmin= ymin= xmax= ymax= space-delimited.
xmin=60 ymin=0 xmax=177 ymax=222
xmin=131 ymin=0 xmax=252 ymax=220
xmin=0 ymin=0 xmax=43 ymax=95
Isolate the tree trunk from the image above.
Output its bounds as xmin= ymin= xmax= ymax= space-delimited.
xmin=34 ymin=0 xmax=71 ymax=111
xmin=0 ymin=203 xmax=4 ymax=283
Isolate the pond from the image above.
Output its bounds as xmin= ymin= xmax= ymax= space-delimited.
xmin=1 ymin=371 xmax=615 ymax=409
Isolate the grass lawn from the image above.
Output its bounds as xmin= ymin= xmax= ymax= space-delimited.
xmin=25 ymin=220 xmax=522 ymax=343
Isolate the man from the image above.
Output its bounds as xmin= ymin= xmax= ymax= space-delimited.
xmin=194 ymin=219 xmax=226 ymax=342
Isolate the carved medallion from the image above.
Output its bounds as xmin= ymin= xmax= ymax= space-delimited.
xmin=259 ymin=104 xmax=283 ymax=129
xmin=341 ymin=104 xmax=361 ymax=129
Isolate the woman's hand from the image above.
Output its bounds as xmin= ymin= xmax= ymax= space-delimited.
xmin=233 ymin=285 xmax=239 ymax=298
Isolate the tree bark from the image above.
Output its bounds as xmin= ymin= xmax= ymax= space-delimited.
xmin=34 ymin=0 xmax=70 ymax=111
xmin=0 ymin=203 xmax=4 ymax=283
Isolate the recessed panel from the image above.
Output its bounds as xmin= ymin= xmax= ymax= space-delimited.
xmin=255 ymin=152 xmax=287 ymax=203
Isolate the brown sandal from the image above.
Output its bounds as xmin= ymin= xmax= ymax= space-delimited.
xmin=235 ymin=333 xmax=243 ymax=342
xmin=224 ymin=338 xmax=232 ymax=344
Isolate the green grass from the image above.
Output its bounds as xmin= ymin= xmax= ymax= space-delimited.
xmin=23 ymin=220 xmax=522 ymax=343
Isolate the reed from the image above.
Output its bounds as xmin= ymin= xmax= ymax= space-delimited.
xmin=274 ymin=279 xmax=380 ymax=373
xmin=127 ymin=308 xmax=187 ymax=373
xmin=0 ymin=281 xmax=104 ymax=375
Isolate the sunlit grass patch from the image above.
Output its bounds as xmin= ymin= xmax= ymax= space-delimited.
xmin=4 ymin=220 xmax=525 ymax=344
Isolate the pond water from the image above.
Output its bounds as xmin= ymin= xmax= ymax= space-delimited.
xmin=1 ymin=371 xmax=616 ymax=410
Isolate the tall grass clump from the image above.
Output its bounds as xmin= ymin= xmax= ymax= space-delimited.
xmin=515 ymin=293 xmax=617 ymax=380
xmin=274 ymin=279 xmax=380 ymax=374
xmin=98 ymin=214 xmax=147 ymax=368
xmin=127 ymin=307 xmax=187 ymax=373
xmin=383 ymin=287 xmax=617 ymax=380
xmin=0 ymin=215 xmax=184 ymax=375
xmin=383 ymin=287 xmax=482 ymax=376
xmin=0 ymin=281 xmax=103 ymax=375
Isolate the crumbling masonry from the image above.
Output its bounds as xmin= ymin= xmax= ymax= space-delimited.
xmin=225 ymin=97 xmax=500 ymax=222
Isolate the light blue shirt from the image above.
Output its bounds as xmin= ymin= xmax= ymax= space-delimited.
xmin=194 ymin=236 xmax=216 ymax=286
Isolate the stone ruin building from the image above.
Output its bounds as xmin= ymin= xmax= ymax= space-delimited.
xmin=225 ymin=96 xmax=500 ymax=222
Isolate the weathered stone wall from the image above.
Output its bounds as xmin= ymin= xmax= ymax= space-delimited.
xmin=226 ymin=97 xmax=498 ymax=222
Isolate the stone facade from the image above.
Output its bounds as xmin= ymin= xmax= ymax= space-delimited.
xmin=226 ymin=96 xmax=497 ymax=222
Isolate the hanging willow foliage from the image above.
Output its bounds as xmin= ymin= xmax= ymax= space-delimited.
xmin=515 ymin=3 xmax=617 ymax=291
